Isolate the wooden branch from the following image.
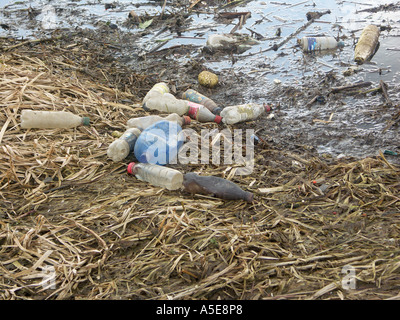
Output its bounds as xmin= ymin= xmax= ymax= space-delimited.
xmin=330 ymin=81 xmax=372 ymax=94
xmin=380 ymin=80 xmax=393 ymax=106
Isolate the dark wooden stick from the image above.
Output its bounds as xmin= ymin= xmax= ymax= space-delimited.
xmin=380 ymin=80 xmax=393 ymax=106
xmin=330 ymin=81 xmax=372 ymax=94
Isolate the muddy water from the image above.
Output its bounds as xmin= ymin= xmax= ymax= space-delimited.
xmin=1 ymin=0 xmax=399 ymax=161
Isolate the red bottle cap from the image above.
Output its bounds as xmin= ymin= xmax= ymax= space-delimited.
xmin=127 ymin=162 xmax=136 ymax=175
xmin=214 ymin=115 xmax=222 ymax=124
xmin=264 ymin=104 xmax=271 ymax=112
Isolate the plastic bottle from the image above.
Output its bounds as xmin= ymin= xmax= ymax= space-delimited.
xmin=144 ymin=94 xmax=221 ymax=123
xmin=143 ymin=93 xmax=190 ymax=116
xmin=182 ymin=89 xmax=222 ymax=115
xmin=134 ymin=120 xmax=185 ymax=165
xmin=182 ymin=172 xmax=253 ymax=202
xmin=354 ymin=25 xmax=380 ymax=64
xmin=143 ymin=82 xmax=169 ymax=103
xmin=127 ymin=113 xmax=191 ymax=130
xmin=187 ymin=102 xmax=222 ymax=123
xmin=205 ymin=34 xmax=255 ymax=54
xmin=20 ymin=109 xmax=90 ymax=129
xmin=127 ymin=162 xmax=183 ymax=190
xmin=298 ymin=36 xmax=344 ymax=52
xmin=220 ymin=103 xmax=270 ymax=125
xmin=107 ymin=127 xmax=141 ymax=162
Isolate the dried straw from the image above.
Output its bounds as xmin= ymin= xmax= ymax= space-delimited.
xmin=0 ymin=37 xmax=399 ymax=300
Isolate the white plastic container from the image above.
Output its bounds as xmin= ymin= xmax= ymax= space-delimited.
xmin=220 ymin=103 xmax=270 ymax=125
xmin=143 ymin=94 xmax=190 ymax=116
xmin=143 ymin=82 xmax=169 ymax=103
xmin=107 ymin=127 xmax=141 ymax=162
xmin=21 ymin=109 xmax=90 ymax=129
xmin=127 ymin=113 xmax=191 ymax=130
xmin=207 ymin=34 xmax=237 ymax=50
xmin=206 ymin=34 xmax=255 ymax=54
xmin=127 ymin=162 xmax=183 ymax=190
xmin=298 ymin=36 xmax=344 ymax=52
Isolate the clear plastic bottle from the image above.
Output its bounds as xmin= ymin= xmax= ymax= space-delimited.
xmin=127 ymin=162 xmax=183 ymax=190
xmin=107 ymin=127 xmax=141 ymax=162
xmin=127 ymin=113 xmax=191 ymax=130
xmin=298 ymin=36 xmax=344 ymax=52
xmin=20 ymin=109 xmax=90 ymax=129
xmin=220 ymin=103 xmax=270 ymax=125
xmin=182 ymin=89 xmax=222 ymax=115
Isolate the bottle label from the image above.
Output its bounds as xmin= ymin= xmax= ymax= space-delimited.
xmin=185 ymin=90 xmax=205 ymax=104
xmin=307 ymin=37 xmax=317 ymax=51
xmin=187 ymin=101 xmax=203 ymax=119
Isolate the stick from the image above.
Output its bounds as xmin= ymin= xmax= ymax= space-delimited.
xmin=330 ymin=81 xmax=372 ymax=94
xmin=380 ymin=80 xmax=393 ymax=106
xmin=1 ymin=36 xmax=63 ymax=51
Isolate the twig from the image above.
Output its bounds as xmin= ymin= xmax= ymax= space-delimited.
xmin=1 ymin=36 xmax=63 ymax=51
xmin=330 ymin=81 xmax=372 ymax=94
xmin=380 ymin=80 xmax=392 ymax=106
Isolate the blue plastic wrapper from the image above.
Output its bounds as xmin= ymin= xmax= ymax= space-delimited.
xmin=134 ymin=120 xmax=185 ymax=165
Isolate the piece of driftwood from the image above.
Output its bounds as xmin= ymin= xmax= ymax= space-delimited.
xmin=330 ymin=81 xmax=372 ymax=93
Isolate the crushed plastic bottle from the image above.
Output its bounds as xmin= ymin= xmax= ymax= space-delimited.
xmin=127 ymin=162 xmax=183 ymax=190
xmin=127 ymin=113 xmax=191 ymax=130
xmin=354 ymin=25 xmax=380 ymax=64
xmin=182 ymin=89 xmax=222 ymax=115
xmin=298 ymin=36 xmax=344 ymax=52
xmin=182 ymin=172 xmax=254 ymax=202
xmin=220 ymin=103 xmax=271 ymax=125
xmin=134 ymin=120 xmax=185 ymax=165
xmin=20 ymin=109 xmax=90 ymax=129
xmin=107 ymin=127 xmax=141 ymax=162
xmin=205 ymin=34 xmax=259 ymax=54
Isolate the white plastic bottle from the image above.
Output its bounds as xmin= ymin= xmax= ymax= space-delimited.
xmin=298 ymin=36 xmax=344 ymax=52
xmin=143 ymin=94 xmax=190 ymax=116
xmin=205 ymin=34 xmax=255 ymax=54
xmin=127 ymin=162 xmax=183 ymax=190
xmin=144 ymin=94 xmax=221 ymax=123
xmin=107 ymin=127 xmax=141 ymax=162
xmin=220 ymin=103 xmax=270 ymax=125
xmin=20 ymin=109 xmax=90 ymax=129
xmin=127 ymin=113 xmax=191 ymax=130
xmin=143 ymin=82 xmax=169 ymax=103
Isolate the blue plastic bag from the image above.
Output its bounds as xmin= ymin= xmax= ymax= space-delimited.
xmin=134 ymin=120 xmax=185 ymax=165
